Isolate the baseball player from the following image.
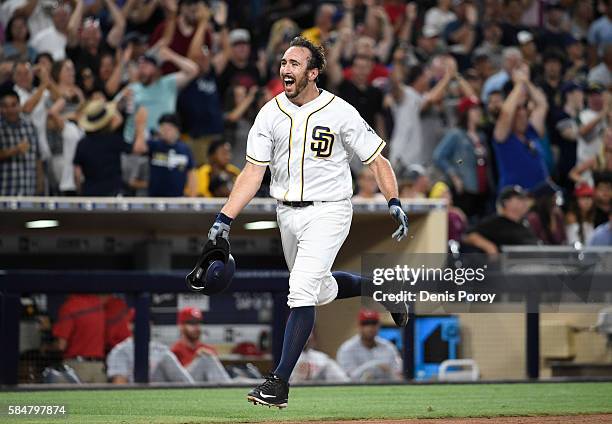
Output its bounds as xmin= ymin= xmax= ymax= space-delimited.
xmin=207 ymin=36 xmax=409 ymax=408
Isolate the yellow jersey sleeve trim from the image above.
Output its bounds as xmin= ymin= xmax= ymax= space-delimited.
xmin=246 ymin=155 xmax=270 ymax=166
xmin=362 ymin=140 xmax=386 ymax=165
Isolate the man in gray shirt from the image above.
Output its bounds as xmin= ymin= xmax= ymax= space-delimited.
xmin=106 ymin=336 xmax=194 ymax=384
xmin=336 ymin=309 xmax=403 ymax=382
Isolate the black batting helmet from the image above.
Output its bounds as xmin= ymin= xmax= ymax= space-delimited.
xmin=186 ymin=238 xmax=235 ymax=295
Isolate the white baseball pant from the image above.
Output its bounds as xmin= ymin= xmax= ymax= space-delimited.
xmin=277 ymin=199 xmax=353 ymax=308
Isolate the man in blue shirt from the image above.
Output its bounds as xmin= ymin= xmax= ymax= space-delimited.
xmin=123 ymin=46 xmax=198 ymax=143
xmin=588 ymin=2 xmax=612 ymax=56
xmin=133 ymin=111 xmax=197 ymax=197
xmin=492 ymin=64 xmax=550 ymax=192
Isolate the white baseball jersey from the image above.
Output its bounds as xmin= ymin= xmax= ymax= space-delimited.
xmin=246 ymin=90 xmax=386 ymax=201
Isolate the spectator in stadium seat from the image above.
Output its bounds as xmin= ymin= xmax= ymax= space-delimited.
xmin=342 ymin=36 xmax=391 ymax=87
xmin=327 ymin=33 xmax=386 ymax=138
xmin=0 ymin=87 xmax=43 ymax=195
xmin=429 ymin=181 xmax=467 ymax=243
xmin=588 ymin=44 xmax=612 ymax=88
xmin=443 ymin=0 xmax=478 ymax=70
xmin=122 ymin=46 xmax=198 ymax=143
xmin=50 ymin=59 xmax=84 ymax=121
xmin=12 ymin=60 xmax=53 ymax=163
xmin=45 ymin=96 xmax=84 ymax=194
xmin=571 ymin=0 xmax=594 ymax=41
xmin=434 ymin=96 xmax=493 ymax=220
xmin=215 ymin=28 xmax=261 ymax=100
xmin=536 ymin=49 xmax=565 ymax=133
xmin=352 ymin=167 xmax=385 ymax=202
xmin=576 ymin=83 xmax=609 ymax=167
xmin=291 ymin=330 xmax=349 ymax=384
xmin=301 ymin=3 xmax=336 ymax=47
xmin=133 ymin=110 xmax=197 ymax=197
xmin=537 ymin=2 xmax=575 ymax=52
xmin=0 ymin=0 xmax=53 ymax=36
xmin=73 ymin=99 xmax=131 ymax=196
xmin=52 ymin=294 xmax=107 ymax=383
xmin=499 ymin=0 xmax=529 ymax=46
xmin=28 ymin=0 xmax=72 ymax=61
xmin=170 ymin=307 xmax=231 ymax=383
xmin=566 ymin=183 xmax=596 ymax=246
xmin=475 ymin=21 xmax=503 ymax=70
xmin=587 ymin=0 xmax=612 ymax=57
xmin=572 ymin=126 xmax=612 ymax=183
xmin=336 ymin=309 xmax=402 ymax=382
xmin=65 ymin=0 xmax=126 ymax=77
xmin=423 ymin=0 xmax=456 ymax=40
xmin=195 ymin=139 xmax=239 ymax=198
xmin=223 ymin=82 xmax=260 ymax=169
xmin=177 ymin=4 xmax=224 ymax=167
xmin=492 ymin=65 xmax=550 ymax=191
xmin=591 ymin=172 xmax=612 ymax=228
xmin=551 ymin=81 xmax=584 ymax=192
xmin=399 ymin=164 xmax=430 ymax=199
xmin=463 ymin=185 xmax=539 ymax=254
xmin=388 ymin=56 xmax=463 ymax=171
xmin=481 ymin=47 xmax=522 ymax=103
xmin=150 ymin=0 xmax=220 ymax=75
xmin=516 ymin=31 xmax=538 ymax=73
xmin=588 ymin=208 xmax=612 ymax=246
xmin=563 ymin=37 xmax=589 ymax=83
xmin=526 ymin=182 xmax=566 ymax=245
xmin=3 ymin=15 xmax=37 ymax=63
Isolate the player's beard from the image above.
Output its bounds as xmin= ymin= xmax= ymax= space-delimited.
xmin=285 ymin=69 xmax=309 ymax=99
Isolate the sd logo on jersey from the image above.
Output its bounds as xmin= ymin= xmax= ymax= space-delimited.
xmin=310 ymin=126 xmax=335 ymax=158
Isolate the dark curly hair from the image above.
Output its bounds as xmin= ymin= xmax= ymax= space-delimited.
xmin=288 ymin=36 xmax=326 ymax=74
xmin=5 ymin=15 xmax=30 ymax=43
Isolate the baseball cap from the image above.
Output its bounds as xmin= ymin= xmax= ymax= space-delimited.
xmin=178 ymin=307 xmax=203 ymax=324
xmin=122 ymin=31 xmax=148 ymax=47
xmin=140 ymin=53 xmax=161 ymax=67
xmin=574 ymin=183 xmax=594 ymax=197
xmin=517 ymin=31 xmax=534 ymax=45
xmin=497 ymin=185 xmax=527 ymax=204
xmin=405 ymin=164 xmax=426 ymax=183
xmin=529 ymin=180 xmax=561 ymax=198
xmin=422 ymin=25 xmax=440 ymax=38
xmin=561 ymin=80 xmax=583 ymax=95
xmin=585 ymin=82 xmax=604 ymax=94
xmin=229 ymin=29 xmax=251 ymax=45
xmin=545 ymin=0 xmax=563 ymax=10
xmin=563 ymin=35 xmax=579 ymax=48
xmin=232 ymin=342 xmax=263 ymax=356
xmin=457 ymin=96 xmax=480 ymax=114
xmin=358 ymin=309 xmax=380 ymax=325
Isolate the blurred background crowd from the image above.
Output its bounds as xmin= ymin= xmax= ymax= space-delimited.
xmin=0 ymin=0 xmax=611 ymax=246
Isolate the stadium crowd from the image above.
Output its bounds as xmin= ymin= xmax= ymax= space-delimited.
xmin=0 ymin=0 xmax=611 ymax=245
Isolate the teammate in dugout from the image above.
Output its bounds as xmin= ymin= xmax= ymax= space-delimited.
xmin=207 ymin=36 xmax=409 ymax=408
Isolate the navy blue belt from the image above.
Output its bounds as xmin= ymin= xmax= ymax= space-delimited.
xmin=281 ymin=201 xmax=314 ymax=207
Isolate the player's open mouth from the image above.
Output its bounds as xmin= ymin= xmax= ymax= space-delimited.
xmin=283 ymin=77 xmax=295 ymax=88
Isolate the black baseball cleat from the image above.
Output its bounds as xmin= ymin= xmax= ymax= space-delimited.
xmin=390 ymin=300 xmax=410 ymax=327
xmin=247 ymin=373 xmax=289 ymax=409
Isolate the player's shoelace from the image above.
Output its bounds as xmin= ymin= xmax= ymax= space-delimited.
xmin=258 ymin=374 xmax=284 ymax=395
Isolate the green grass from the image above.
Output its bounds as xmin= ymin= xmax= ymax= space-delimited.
xmin=0 ymin=383 xmax=611 ymax=423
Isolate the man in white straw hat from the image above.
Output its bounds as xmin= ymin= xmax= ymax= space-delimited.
xmin=73 ymin=99 xmax=132 ymax=196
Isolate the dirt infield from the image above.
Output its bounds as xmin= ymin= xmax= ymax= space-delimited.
xmin=264 ymin=415 xmax=612 ymax=424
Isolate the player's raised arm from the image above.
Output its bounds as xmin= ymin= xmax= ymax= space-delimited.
xmin=207 ymin=162 xmax=267 ymax=244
